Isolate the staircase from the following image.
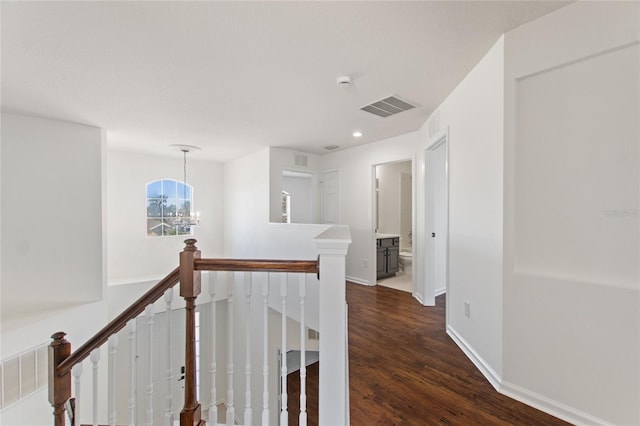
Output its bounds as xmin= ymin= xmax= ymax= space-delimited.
xmin=47 ymin=226 xmax=351 ymax=426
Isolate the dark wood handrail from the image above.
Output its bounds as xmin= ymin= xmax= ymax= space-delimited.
xmin=55 ymin=258 xmax=318 ymax=376
xmin=56 ymin=266 xmax=180 ymax=376
xmin=50 ymin=237 xmax=322 ymax=426
xmin=195 ymin=258 xmax=319 ymax=274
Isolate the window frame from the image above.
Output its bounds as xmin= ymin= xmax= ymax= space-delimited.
xmin=146 ymin=179 xmax=196 ymax=237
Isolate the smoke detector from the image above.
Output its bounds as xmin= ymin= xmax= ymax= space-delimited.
xmin=336 ymin=75 xmax=352 ymax=86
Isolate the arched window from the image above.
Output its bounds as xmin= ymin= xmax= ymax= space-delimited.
xmin=146 ymin=179 xmax=195 ymax=237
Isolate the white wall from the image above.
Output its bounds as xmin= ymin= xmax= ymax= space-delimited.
xmin=269 ymin=148 xmax=321 ymax=224
xmin=321 ymin=133 xmax=418 ymax=286
xmin=376 ymin=160 xmax=411 ymax=243
xmin=399 ymin=169 xmax=413 ymax=253
xmin=1 ymin=113 xmax=105 ymax=320
xmin=421 ymin=37 xmax=505 ymax=380
xmin=503 ymin=2 xmax=639 ymax=424
xmin=107 ymin=149 xmax=224 ymax=285
xmin=0 ymin=113 xmax=108 ymax=424
xmin=282 ymin=174 xmax=313 ymax=224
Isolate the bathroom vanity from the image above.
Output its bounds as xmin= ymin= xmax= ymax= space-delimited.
xmin=376 ymin=234 xmax=400 ymax=279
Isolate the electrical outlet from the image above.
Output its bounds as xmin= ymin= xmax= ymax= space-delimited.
xmin=464 ymin=301 xmax=471 ymax=318
xmin=363 ymin=259 xmax=368 ymax=268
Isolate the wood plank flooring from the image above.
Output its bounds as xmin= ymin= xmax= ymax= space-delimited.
xmin=288 ymin=361 xmax=320 ymax=426
xmin=347 ymin=282 xmax=570 ymax=426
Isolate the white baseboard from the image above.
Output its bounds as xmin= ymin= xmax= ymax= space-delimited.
xmin=413 ymin=292 xmax=425 ymax=305
xmin=500 ymin=381 xmax=612 ymax=426
xmin=446 ymin=325 xmax=502 ymax=389
xmin=447 ymin=325 xmax=612 ymax=426
xmin=346 ymin=275 xmax=371 ymax=286
xmin=434 ymin=287 xmax=446 ymax=296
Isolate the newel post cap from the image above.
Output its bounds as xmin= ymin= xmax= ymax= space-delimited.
xmin=183 ymin=238 xmax=198 ymax=252
xmin=50 ymin=332 xmax=68 ymax=344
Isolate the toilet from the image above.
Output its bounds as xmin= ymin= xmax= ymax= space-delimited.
xmin=399 ymin=250 xmax=412 ymax=274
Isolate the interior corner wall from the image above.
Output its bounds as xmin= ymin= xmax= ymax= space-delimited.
xmin=0 ymin=113 xmax=108 ymax=424
xmin=421 ymin=37 xmax=505 ymax=380
xmin=106 ymin=149 xmax=224 ymax=285
xmin=1 ymin=112 xmax=104 ymax=322
xmin=320 ymin=133 xmax=419 ymax=285
xmin=268 ymin=147 xmax=321 ymax=224
xmin=503 ymin=2 xmax=639 ymax=424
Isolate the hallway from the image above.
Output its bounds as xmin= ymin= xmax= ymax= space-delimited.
xmin=347 ymin=283 xmax=569 ymax=425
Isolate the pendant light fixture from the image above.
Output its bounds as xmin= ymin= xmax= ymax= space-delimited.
xmin=169 ymin=144 xmax=201 ymax=231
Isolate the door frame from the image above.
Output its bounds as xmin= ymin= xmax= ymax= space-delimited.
xmin=320 ymin=169 xmax=340 ymax=224
xmin=423 ymin=128 xmax=450 ymax=314
xmin=370 ymin=158 xmax=415 ymax=292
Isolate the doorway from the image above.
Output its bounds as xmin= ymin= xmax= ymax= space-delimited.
xmin=422 ymin=130 xmax=449 ymax=308
xmin=373 ymin=160 xmax=414 ymax=293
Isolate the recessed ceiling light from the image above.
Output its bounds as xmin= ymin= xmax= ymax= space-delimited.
xmin=353 ymin=131 xmax=363 ymax=138
xmin=324 ymin=145 xmax=339 ymax=151
xmin=336 ymin=75 xmax=352 ymax=86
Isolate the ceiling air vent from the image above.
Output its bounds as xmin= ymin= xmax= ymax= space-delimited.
xmin=360 ymin=95 xmax=417 ymax=118
xmin=294 ymin=154 xmax=308 ymax=167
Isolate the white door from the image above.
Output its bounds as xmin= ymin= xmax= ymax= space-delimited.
xmin=424 ymin=135 xmax=448 ymax=305
xmin=320 ymin=170 xmax=339 ymax=224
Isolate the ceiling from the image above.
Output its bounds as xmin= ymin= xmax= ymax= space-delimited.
xmin=1 ymin=1 xmax=570 ymax=162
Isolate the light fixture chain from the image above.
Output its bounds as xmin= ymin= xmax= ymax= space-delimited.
xmin=183 ymin=150 xmax=188 ymax=211
xmin=168 ymin=143 xmax=200 ymax=229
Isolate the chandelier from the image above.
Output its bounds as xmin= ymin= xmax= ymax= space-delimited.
xmin=170 ymin=144 xmax=201 ymax=230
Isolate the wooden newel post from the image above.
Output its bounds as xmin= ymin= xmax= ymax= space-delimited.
xmin=49 ymin=332 xmax=71 ymax=426
xmin=180 ymin=239 xmax=205 ymax=425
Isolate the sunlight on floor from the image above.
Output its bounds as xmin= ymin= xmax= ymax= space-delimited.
xmin=377 ymin=273 xmax=412 ymax=293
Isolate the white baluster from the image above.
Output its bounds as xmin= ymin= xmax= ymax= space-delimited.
xmin=280 ymin=273 xmax=288 ymax=426
xmin=128 ymin=320 xmax=137 ymax=426
xmin=299 ymin=274 xmax=307 ymax=426
xmin=209 ymin=272 xmax=218 ymax=425
xmin=90 ymin=348 xmax=100 ymax=426
xmin=145 ymin=305 xmax=154 ymax=426
xmin=108 ymin=335 xmax=119 ymax=426
xmin=226 ymin=274 xmax=235 ymax=426
xmin=261 ymin=274 xmax=271 ymax=426
xmin=244 ymin=272 xmax=253 ymax=425
xmin=164 ymin=288 xmax=173 ymax=426
xmin=72 ymin=363 xmax=83 ymax=426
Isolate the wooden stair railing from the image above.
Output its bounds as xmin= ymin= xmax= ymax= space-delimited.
xmin=48 ymin=238 xmax=319 ymax=426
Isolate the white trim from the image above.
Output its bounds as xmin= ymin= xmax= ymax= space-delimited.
xmin=412 ymin=292 xmax=425 ymax=305
xmin=268 ymin=222 xmax=331 ymax=231
xmin=423 ymin=127 xmax=450 ymax=310
xmin=108 ymin=276 xmax=164 ymax=286
xmin=371 ymin=157 xmax=415 ymax=292
xmin=500 ymin=381 xmax=613 ymax=426
xmin=345 ymin=276 xmax=371 ymax=286
xmin=446 ymin=325 xmax=502 ymax=389
xmin=447 ymin=325 xmax=611 ymax=426
xmin=434 ymin=287 xmax=446 ymax=296
xmin=426 ymin=129 xmax=448 ymax=151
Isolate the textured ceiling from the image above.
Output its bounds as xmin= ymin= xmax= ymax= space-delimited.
xmin=1 ymin=1 xmax=571 ymax=162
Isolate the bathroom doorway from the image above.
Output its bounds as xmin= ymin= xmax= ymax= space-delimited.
xmin=373 ymin=159 xmax=414 ymax=293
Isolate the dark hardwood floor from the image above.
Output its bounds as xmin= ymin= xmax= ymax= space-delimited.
xmin=347 ymin=282 xmax=570 ymax=426
xmin=288 ymin=361 xmax=320 ymax=426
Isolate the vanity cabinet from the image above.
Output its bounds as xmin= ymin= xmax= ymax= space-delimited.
xmin=376 ymin=236 xmax=399 ymax=279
